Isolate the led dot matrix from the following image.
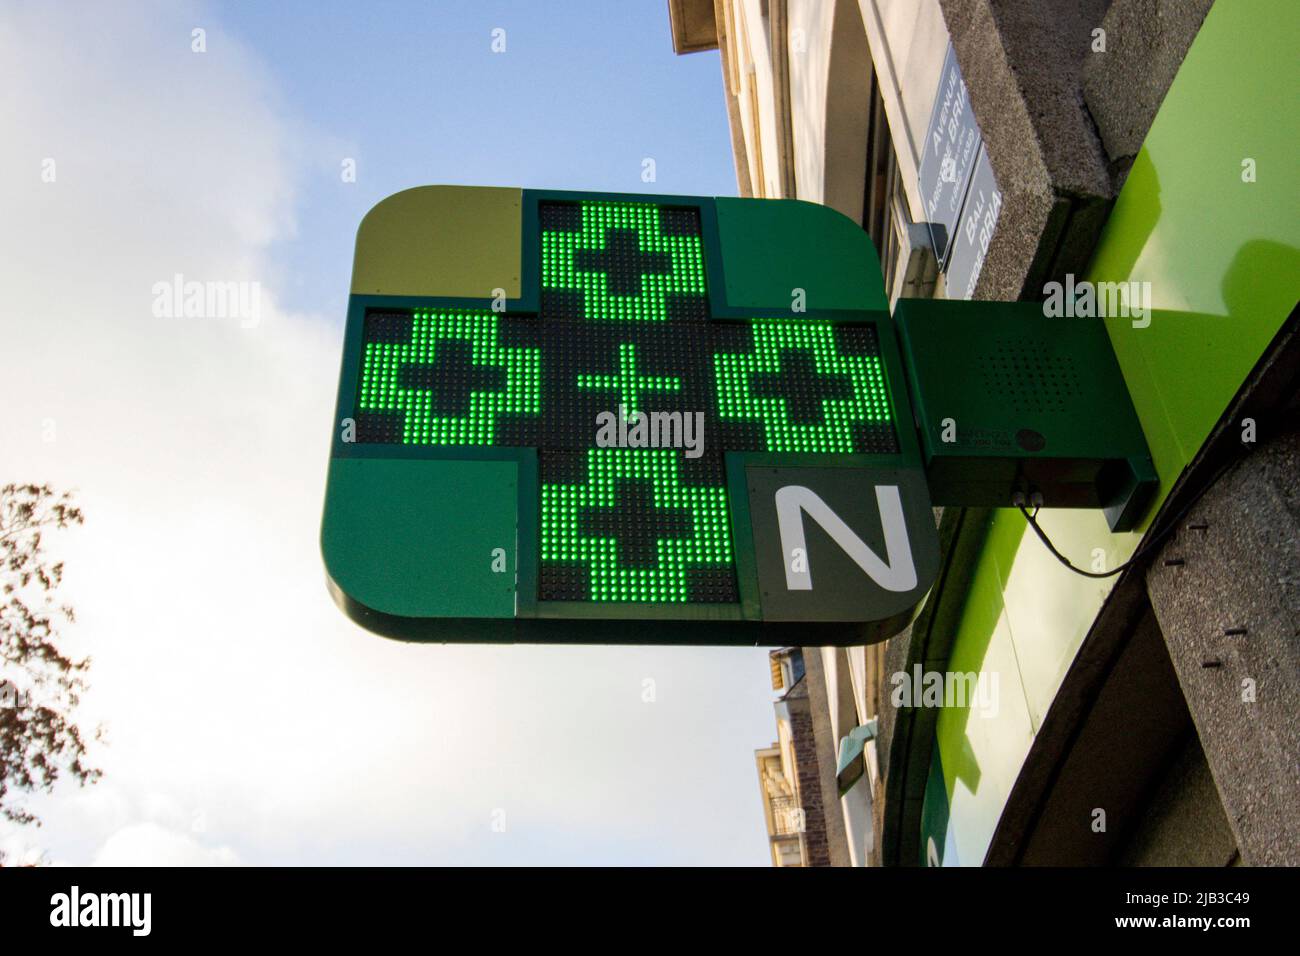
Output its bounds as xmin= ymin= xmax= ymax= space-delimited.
xmin=541 ymin=448 xmax=732 ymax=603
xmin=358 ymin=309 xmax=540 ymax=445
xmin=351 ymin=199 xmax=900 ymax=606
xmin=541 ymin=201 xmax=706 ymax=322
xmin=713 ymin=320 xmax=896 ymax=453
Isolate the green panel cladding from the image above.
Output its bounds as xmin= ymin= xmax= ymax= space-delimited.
xmin=713 ymin=197 xmax=889 ymax=313
xmin=919 ymin=0 xmax=1300 ymax=865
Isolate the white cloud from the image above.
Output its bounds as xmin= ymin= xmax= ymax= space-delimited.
xmin=93 ymin=823 xmax=239 ymax=867
xmin=0 ymin=1 xmax=773 ymax=865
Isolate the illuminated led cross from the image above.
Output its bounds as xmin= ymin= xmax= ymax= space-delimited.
xmin=578 ymin=477 xmax=693 ymax=568
xmin=751 ymin=349 xmax=853 ymax=424
xmin=575 ymin=342 xmax=682 ymax=416
xmin=575 ymin=229 xmax=672 ymax=296
xmin=399 ymin=340 xmax=507 ymax=417
xmin=355 ymin=309 xmax=539 ymax=445
xmin=541 ymin=448 xmax=733 ymax=603
xmin=352 ymin=199 xmax=897 ymax=605
xmin=541 ymin=201 xmax=706 ymax=322
xmin=713 ymin=321 xmax=892 ymax=454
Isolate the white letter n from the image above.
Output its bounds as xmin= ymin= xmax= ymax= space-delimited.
xmin=774 ymin=485 xmax=916 ymax=592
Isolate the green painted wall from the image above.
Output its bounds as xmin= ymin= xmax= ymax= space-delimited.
xmin=923 ymin=0 xmax=1300 ymax=864
xmin=1096 ymin=0 xmax=1299 ymax=479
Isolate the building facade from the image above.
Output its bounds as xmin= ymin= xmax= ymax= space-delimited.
xmin=755 ymin=648 xmax=846 ymax=866
xmin=674 ymin=0 xmax=1299 ymax=865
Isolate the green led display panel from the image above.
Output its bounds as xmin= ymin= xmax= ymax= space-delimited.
xmin=324 ymin=187 xmax=938 ymax=644
xmin=541 ymin=201 xmax=707 ymax=322
xmin=348 ymin=202 xmax=899 ymax=605
xmin=541 ymin=448 xmax=733 ymax=603
xmin=355 ymin=309 xmax=540 ymax=445
xmin=714 ymin=320 xmax=896 ymax=454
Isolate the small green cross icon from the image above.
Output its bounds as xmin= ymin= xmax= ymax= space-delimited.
xmin=576 ymin=342 xmax=682 ymax=416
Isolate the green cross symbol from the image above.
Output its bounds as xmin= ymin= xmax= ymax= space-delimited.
xmin=541 ymin=201 xmax=707 ymax=322
xmin=576 ymin=342 xmax=682 ymax=416
xmin=541 ymin=448 xmax=733 ymax=603
xmin=713 ymin=321 xmax=890 ymax=453
xmin=359 ymin=310 xmax=540 ymax=445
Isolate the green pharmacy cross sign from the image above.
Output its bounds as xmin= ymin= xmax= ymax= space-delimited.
xmin=321 ymin=186 xmax=1157 ymax=645
xmin=321 ymin=186 xmax=944 ymax=644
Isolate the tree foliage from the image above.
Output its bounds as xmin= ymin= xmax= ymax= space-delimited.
xmin=0 ymin=483 xmax=98 ymax=831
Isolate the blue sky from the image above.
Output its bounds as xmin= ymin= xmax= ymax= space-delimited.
xmin=216 ymin=0 xmax=738 ymax=317
xmin=0 ymin=0 xmax=778 ymax=866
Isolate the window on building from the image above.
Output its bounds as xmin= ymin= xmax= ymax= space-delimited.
xmin=862 ymin=66 xmax=905 ymax=294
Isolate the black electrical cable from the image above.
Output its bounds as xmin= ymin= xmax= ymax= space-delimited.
xmin=1016 ymin=452 xmax=1247 ymax=579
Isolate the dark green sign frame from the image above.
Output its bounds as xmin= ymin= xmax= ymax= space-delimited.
xmin=321 ymin=187 xmax=940 ymax=644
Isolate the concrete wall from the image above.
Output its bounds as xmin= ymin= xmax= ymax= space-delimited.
xmin=713 ymin=0 xmax=1215 ymax=300
xmin=1083 ymin=0 xmax=1216 ymax=184
xmin=856 ymin=0 xmax=951 ymax=218
xmin=1147 ymin=430 xmax=1300 ymax=866
xmin=1119 ymin=732 xmax=1239 ymax=866
xmin=935 ymin=0 xmax=1213 ymax=298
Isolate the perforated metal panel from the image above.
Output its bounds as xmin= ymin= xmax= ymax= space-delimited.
xmin=977 ymin=338 xmax=1083 ymax=414
xmin=894 ymin=298 xmax=1157 ymax=530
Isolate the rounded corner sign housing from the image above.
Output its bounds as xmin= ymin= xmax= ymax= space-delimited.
xmin=321 ymin=185 xmax=939 ymax=645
